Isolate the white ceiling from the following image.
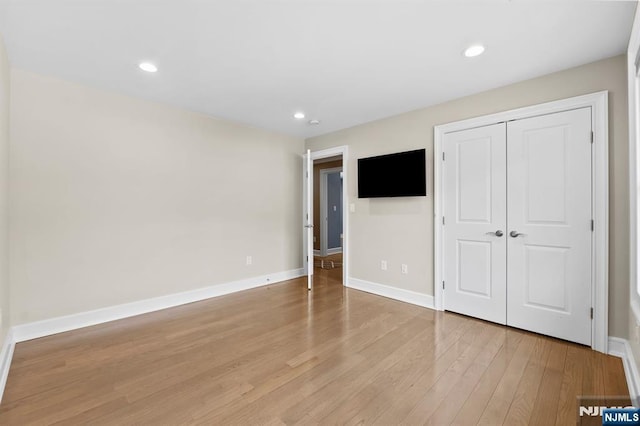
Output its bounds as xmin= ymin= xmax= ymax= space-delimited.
xmin=0 ymin=0 xmax=636 ymax=138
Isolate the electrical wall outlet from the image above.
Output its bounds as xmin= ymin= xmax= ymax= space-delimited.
xmin=246 ymin=256 xmax=252 ymax=266
xmin=381 ymin=260 xmax=387 ymax=271
xmin=401 ymin=264 xmax=408 ymax=274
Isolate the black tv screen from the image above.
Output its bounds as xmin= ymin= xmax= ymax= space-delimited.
xmin=358 ymin=149 xmax=426 ymax=198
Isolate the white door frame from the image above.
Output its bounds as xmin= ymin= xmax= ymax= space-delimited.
xmin=434 ymin=91 xmax=609 ymax=353
xmin=303 ymin=146 xmax=349 ymax=286
xmin=320 ymin=167 xmax=343 ymax=256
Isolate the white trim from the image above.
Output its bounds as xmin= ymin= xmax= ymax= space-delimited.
xmin=609 ymin=337 xmax=640 ymax=406
xmin=12 ymin=268 xmax=304 ymax=343
xmin=0 ymin=329 xmax=15 ymax=403
xmin=434 ymin=91 xmax=609 ymax=353
xmin=629 ymin=0 xmax=640 ymax=303
xmin=319 ymin=166 xmax=343 ymax=257
xmin=434 ymin=128 xmax=445 ymax=312
xmin=308 ymin=146 xmax=349 ymax=286
xmin=632 ymin=299 xmax=640 ymax=327
xmin=313 ymin=249 xmax=321 ymax=255
xmin=327 ymin=248 xmax=342 ymax=255
xmin=347 ymin=277 xmax=435 ymax=309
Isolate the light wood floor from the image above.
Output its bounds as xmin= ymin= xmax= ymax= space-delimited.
xmin=0 ymin=266 xmax=629 ymax=425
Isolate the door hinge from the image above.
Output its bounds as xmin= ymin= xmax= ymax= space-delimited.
xmin=442 ymin=281 xmax=445 ymax=290
xmin=306 ymin=255 xmax=309 ymax=262
xmin=306 ymin=171 xmax=309 ymax=178
xmin=591 ymin=219 xmax=594 ymax=231
xmin=442 ymin=152 xmax=445 ymax=161
xmin=442 ymin=216 xmax=445 ymax=225
xmin=590 ymin=307 xmax=594 ymax=319
xmin=591 ymin=131 xmax=594 ymax=144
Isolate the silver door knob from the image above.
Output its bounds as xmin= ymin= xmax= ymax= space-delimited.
xmin=510 ymin=230 xmax=525 ymax=237
xmin=487 ymin=230 xmax=503 ymax=237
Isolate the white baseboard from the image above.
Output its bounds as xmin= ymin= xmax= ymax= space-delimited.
xmin=347 ymin=277 xmax=435 ymax=309
xmin=313 ymin=250 xmax=321 ymax=255
xmin=0 ymin=329 xmax=14 ymax=403
xmin=608 ymin=337 xmax=640 ymax=406
xmin=12 ymin=268 xmax=304 ymax=343
xmin=327 ymin=248 xmax=343 ymax=255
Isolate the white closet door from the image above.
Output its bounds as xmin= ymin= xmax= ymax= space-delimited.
xmin=506 ymin=108 xmax=592 ymax=345
xmin=443 ymin=123 xmax=507 ymax=324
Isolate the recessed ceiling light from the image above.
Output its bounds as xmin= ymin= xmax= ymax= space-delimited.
xmin=308 ymin=119 xmax=321 ymax=125
xmin=464 ymin=44 xmax=485 ymax=58
xmin=293 ymin=112 xmax=305 ymax=119
xmin=139 ymin=62 xmax=158 ymax=73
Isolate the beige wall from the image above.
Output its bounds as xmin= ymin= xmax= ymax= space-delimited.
xmin=0 ymin=35 xmax=10 ymax=345
xmin=307 ymin=54 xmax=629 ymax=338
xmin=313 ymin=160 xmax=342 ymax=250
xmin=9 ymin=69 xmax=304 ymax=324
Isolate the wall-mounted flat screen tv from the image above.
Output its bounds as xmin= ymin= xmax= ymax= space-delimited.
xmin=358 ymin=149 xmax=426 ymax=198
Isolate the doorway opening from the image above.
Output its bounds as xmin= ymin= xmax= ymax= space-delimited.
xmin=314 ymin=157 xmax=343 ymax=284
xmin=303 ymin=146 xmax=349 ymax=289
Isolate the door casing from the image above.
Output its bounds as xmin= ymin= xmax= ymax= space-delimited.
xmin=434 ymin=91 xmax=609 ymax=353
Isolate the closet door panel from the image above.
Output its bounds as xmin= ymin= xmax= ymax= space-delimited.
xmin=443 ymin=123 xmax=507 ymax=324
xmin=506 ymin=107 xmax=592 ymax=346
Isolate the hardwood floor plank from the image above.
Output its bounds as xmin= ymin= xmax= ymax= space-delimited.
xmin=398 ymin=323 xmax=506 ymax=425
xmin=325 ymin=314 xmax=474 ymax=425
xmin=424 ymin=326 xmax=511 ymax=425
xmin=602 ymin=354 xmax=630 ymax=398
xmin=582 ymin=346 xmax=606 ymax=397
xmin=449 ymin=329 xmax=525 ymax=426
xmin=280 ymin=316 xmax=438 ymax=424
xmin=527 ymin=339 xmax=568 ymax=425
xmin=554 ymin=345 xmax=586 ymax=426
xmin=475 ymin=332 xmax=543 ymax=425
xmin=308 ymin=315 xmax=469 ymax=424
xmin=499 ymin=337 xmax=553 ymax=426
xmin=0 ymin=267 xmax=630 ymax=425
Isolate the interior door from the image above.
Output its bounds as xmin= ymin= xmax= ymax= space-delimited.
xmin=443 ymin=123 xmax=507 ymax=324
xmin=506 ymin=108 xmax=592 ymax=345
xmin=303 ymin=149 xmax=313 ymax=290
